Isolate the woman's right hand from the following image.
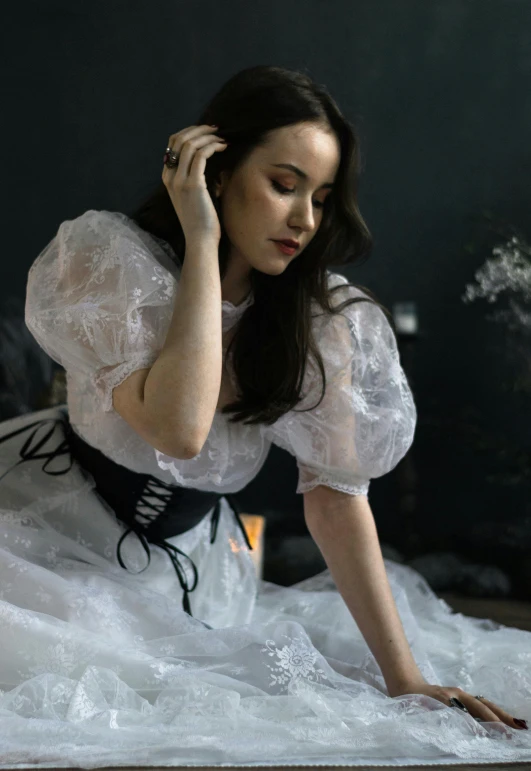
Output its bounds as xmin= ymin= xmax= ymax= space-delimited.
xmin=162 ymin=124 xmax=228 ymax=245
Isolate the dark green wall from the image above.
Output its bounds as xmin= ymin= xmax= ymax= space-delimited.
xmin=5 ymin=0 xmax=531 ymax=559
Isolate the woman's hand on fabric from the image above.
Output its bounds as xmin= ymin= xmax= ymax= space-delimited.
xmin=389 ymin=681 xmax=528 ymax=730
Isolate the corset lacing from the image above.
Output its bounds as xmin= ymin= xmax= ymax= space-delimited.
xmin=0 ymin=412 xmax=253 ymax=617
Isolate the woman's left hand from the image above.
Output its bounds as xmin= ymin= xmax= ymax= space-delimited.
xmin=390 ymin=682 xmax=528 ymax=731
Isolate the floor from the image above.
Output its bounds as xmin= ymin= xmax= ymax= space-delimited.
xmin=28 ymin=765 xmax=530 ymax=771
xmin=437 ymin=592 xmax=531 ymax=632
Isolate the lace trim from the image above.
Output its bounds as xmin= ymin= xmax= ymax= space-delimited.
xmin=297 ymin=473 xmax=370 ymax=497
xmin=93 ymin=353 xmax=160 ymax=413
xmin=155 ymin=453 xmax=226 ymax=487
xmin=221 ymin=292 xmax=254 ymax=331
xmin=221 ymin=291 xmax=254 ymax=311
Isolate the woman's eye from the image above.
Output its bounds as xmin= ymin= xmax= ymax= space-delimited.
xmin=271 ymin=181 xmax=324 ymax=209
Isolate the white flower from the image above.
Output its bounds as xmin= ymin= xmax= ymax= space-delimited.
xmin=276 ymin=640 xmax=317 ymax=677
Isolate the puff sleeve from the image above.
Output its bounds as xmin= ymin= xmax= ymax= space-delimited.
xmin=25 ymin=209 xmax=178 ymax=413
xmin=263 ymin=274 xmax=417 ymax=497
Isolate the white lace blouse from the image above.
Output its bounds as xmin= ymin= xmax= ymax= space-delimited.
xmin=24 ymin=209 xmax=417 ymax=498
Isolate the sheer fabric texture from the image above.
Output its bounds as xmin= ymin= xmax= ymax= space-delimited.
xmin=0 ymin=209 xmax=527 ymax=766
xmin=24 ymin=209 xmax=416 ymax=496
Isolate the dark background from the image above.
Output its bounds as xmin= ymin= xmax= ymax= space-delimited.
xmin=4 ymin=1 xmax=531 ymax=596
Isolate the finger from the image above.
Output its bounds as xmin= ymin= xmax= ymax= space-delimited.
xmin=188 ymin=140 xmax=228 ymax=182
xmin=167 ymin=134 xmax=226 ymax=181
xmin=173 ymin=136 xmax=226 ymax=182
xmin=473 ymin=695 xmax=526 ymax=729
xmin=166 ymin=125 xmax=220 ymax=159
xmin=162 ymin=125 xmax=220 ymax=175
xmin=457 ymin=693 xmax=512 ymax=726
xmin=167 ymin=124 xmax=218 ymax=146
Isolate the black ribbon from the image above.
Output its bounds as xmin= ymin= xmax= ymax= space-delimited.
xmin=0 ymin=413 xmax=74 ymax=482
xmin=0 ymin=409 xmax=253 ymax=618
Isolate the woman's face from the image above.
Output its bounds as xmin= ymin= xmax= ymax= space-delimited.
xmin=216 ymin=122 xmax=340 ymax=300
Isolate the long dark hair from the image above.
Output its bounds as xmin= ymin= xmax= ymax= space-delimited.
xmin=127 ymin=65 xmax=395 ymax=427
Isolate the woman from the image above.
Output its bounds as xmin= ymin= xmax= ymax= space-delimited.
xmin=0 ymin=65 xmax=529 ymax=766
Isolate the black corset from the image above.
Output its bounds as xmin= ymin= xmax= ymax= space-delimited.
xmin=0 ymin=408 xmax=252 ymax=618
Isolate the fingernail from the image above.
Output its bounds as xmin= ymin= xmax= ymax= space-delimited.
xmin=449 ymin=697 xmax=468 ymax=712
xmin=514 ymin=718 xmax=528 ymax=729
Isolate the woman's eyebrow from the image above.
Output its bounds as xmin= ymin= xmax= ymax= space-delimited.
xmin=271 ymin=163 xmax=334 ymax=189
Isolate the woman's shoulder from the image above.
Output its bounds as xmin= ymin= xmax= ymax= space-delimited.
xmin=28 ymin=209 xmax=180 ymax=309
xmin=326 ymin=269 xmax=372 ymax=300
xmin=59 ymin=208 xmax=132 ymax=238
xmin=60 ymin=209 xmax=180 ymax=280
xmin=308 ymin=270 xmax=373 ymax=322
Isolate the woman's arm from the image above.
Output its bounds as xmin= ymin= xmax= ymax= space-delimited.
xmin=303 ymin=486 xmax=426 ymax=696
xmin=143 ymin=238 xmax=223 ymax=456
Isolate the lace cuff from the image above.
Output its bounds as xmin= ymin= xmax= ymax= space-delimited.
xmin=297 ymin=463 xmax=370 ymax=497
xmin=264 ymin=273 xmax=417 ymax=498
xmin=93 ymin=352 xmax=160 ymax=413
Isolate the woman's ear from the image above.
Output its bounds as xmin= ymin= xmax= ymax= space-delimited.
xmin=214 ymin=170 xmax=229 ymax=199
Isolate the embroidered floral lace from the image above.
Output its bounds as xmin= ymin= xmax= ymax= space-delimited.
xmin=25 ymin=209 xmax=417 ymax=498
xmin=0 ymin=210 xmax=526 ymax=766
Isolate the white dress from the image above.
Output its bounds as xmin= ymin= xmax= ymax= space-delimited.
xmin=0 ymin=209 xmax=529 ymax=767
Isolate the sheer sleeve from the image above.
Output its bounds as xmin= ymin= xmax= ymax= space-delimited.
xmin=263 ymin=274 xmax=417 ymax=497
xmin=25 ymin=209 xmax=178 ymax=413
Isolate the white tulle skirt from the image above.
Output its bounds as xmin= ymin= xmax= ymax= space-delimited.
xmin=0 ymin=406 xmax=530 ymax=768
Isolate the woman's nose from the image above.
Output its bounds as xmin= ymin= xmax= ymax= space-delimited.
xmin=289 ymin=201 xmax=315 ymax=231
